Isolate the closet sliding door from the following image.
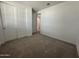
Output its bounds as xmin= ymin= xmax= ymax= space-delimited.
xmin=0 ymin=4 xmax=5 ymax=45
xmin=1 ymin=3 xmax=17 ymax=41
xmin=1 ymin=2 xmax=28 ymax=42
xmin=16 ymin=7 xmax=27 ymax=38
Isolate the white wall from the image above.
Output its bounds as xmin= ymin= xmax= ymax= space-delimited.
xmin=39 ymin=1 xmax=79 ymax=56
xmin=38 ymin=2 xmax=79 ymax=45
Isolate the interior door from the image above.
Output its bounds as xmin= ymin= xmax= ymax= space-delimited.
xmin=1 ymin=3 xmax=17 ymax=41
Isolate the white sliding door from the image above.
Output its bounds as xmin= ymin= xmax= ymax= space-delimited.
xmin=1 ymin=3 xmax=17 ymax=41
xmin=16 ymin=7 xmax=27 ymax=38
xmin=0 ymin=5 xmax=5 ymax=45
xmin=0 ymin=2 xmax=32 ymax=43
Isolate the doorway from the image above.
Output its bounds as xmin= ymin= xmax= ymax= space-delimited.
xmin=36 ymin=14 xmax=41 ymax=33
xmin=32 ymin=11 xmax=41 ymax=34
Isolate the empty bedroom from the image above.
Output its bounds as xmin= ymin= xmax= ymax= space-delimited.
xmin=0 ymin=1 xmax=79 ymax=58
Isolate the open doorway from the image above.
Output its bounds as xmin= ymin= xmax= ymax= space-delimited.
xmin=32 ymin=9 xmax=39 ymax=34
xmin=36 ymin=14 xmax=41 ymax=33
xmin=32 ymin=10 xmax=41 ymax=35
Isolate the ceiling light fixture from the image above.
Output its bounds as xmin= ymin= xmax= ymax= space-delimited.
xmin=47 ymin=3 xmax=50 ymax=6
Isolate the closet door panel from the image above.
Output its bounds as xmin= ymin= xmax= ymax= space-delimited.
xmin=17 ymin=8 xmax=27 ymax=38
xmin=0 ymin=6 xmax=5 ymax=45
xmin=1 ymin=3 xmax=17 ymax=41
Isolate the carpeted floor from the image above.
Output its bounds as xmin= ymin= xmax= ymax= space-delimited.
xmin=0 ymin=33 xmax=78 ymax=58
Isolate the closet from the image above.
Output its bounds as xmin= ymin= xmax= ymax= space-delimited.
xmin=0 ymin=6 xmax=4 ymax=45
xmin=1 ymin=3 xmax=17 ymax=41
xmin=0 ymin=2 xmax=27 ymax=45
xmin=16 ymin=7 xmax=27 ymax=38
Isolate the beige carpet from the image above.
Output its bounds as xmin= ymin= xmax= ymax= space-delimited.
xmin=0 ymin=33 xmax=78 ymax=58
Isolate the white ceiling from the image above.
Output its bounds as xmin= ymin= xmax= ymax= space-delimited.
xmin=14 ymin=1 xmax=64 ymax=11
